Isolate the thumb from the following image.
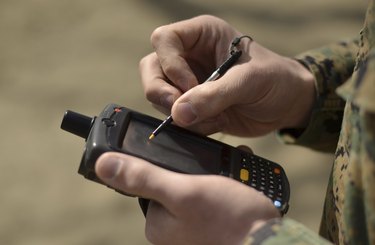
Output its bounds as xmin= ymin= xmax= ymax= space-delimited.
xmin=171 ymin=75 xmax=240 ymax=127
xmin=95 ymin=152 xmax=180 ymax=212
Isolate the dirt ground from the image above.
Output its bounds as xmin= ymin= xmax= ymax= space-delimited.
xmin=0 ymin=0 xmax=366 ymax=244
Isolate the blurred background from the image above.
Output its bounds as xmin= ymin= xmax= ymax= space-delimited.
xmin=0 ymin=0 xmax=366 ymax=244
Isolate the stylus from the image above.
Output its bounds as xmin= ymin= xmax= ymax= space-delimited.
xmin=149 ymin=50 xmax=242 ymax=140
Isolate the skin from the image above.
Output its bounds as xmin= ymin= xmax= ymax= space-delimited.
xmin=96 ymin=152 xmax=280 ymax=245
xmin=139 ymin=15 xmax=316 ymax=136
xmin=96 ymin=15 xmax=316 ymax=244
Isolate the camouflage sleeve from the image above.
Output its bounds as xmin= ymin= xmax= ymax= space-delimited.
xmin=278 ymin=39 xmax=359 ymax=152
xmin=243 ymin=218 xmax=332 ymax=245
xmin=336 ymin=48 xmax=375 ymax=244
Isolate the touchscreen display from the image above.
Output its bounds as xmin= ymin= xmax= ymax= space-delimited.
xmin=122 ymin=116 xmax=222 ymax=174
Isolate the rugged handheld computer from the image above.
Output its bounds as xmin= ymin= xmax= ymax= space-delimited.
xmin=61 ymin=104 xmax=290 ymax=215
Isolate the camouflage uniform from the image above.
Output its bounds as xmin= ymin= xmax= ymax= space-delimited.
xmin=246 ymin=1 xmax=375 ymax=244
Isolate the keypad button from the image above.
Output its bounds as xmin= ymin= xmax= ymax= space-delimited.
xmin=274 ymin=168 xmax=281 ymax=175
xmin=240 ymin=169 xmax=250 ymax=182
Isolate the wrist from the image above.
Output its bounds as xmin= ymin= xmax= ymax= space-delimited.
xmin=282 ymin=58 xmax=317 ymax=129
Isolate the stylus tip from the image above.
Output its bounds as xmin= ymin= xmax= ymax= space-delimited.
xmin=148 ymin=134 xmax=155 ymax=140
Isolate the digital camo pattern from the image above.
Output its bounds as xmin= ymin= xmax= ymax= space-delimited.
xmin=244 ymin=218 xmax=331 ymax=245
xmin=246 ymin=0 xmax=375 ymax=244
xmin=280 ymin=38 xmax=359 ymax=153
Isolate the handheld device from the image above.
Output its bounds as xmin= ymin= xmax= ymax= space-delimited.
xmin=61 ymin=104 xmax=290 ymax=214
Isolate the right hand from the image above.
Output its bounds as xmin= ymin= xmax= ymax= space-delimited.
xmin=139 ymin=15 xmax=316 ymax=137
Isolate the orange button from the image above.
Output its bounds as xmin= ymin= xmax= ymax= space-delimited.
xmin=240 ymin=169 xmax=250 ymax=181
xmin=274 ymin=168 xmax=281 ymax=175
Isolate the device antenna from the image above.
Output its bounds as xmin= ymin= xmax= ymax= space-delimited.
xmin=61 ymin=110 xmax=95 ymax=139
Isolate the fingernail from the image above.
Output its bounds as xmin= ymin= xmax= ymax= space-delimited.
xmin=175 ymin=102 xmax=197 ymax=124
xmin=98 ymin=156 xmax=121 ymax=180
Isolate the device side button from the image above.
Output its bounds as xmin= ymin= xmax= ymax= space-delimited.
xmin=102 ymin=118 xmax=116 ymax=127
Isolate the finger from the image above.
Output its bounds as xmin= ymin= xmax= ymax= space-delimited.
xmin=151 ymin=103 xmax=171 ymax=116
xmin=170 ymin=67 xmax=245 ymax=127
xmin=150 ymin=20 xmax=206 ymax=92
xmin=183 ymin=113 xmax=229 ymax=135
xmin=139 ymin=53 xmax=182 ymax=109
xmin=95 ymin=152 xmax=182 ymax=213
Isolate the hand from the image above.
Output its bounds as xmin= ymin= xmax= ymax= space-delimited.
xmin=95 ymin=152 xmax=280 ymax=245
xmin=139 ymin=15 xmax=316 ymax=136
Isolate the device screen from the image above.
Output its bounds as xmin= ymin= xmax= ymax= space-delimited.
xmin=121 ymin=115 xmax=223 ymax=174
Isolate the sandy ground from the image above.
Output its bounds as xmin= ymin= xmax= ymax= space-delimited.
xmin=0 ymin=0 xmax=366 ymax=244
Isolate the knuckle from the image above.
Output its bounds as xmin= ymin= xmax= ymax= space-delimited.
xmin=144 ymin=87 xmax=157 ymax=102
xmin=150 ymin=26 xmax=167 ymax=45
xmin=161 ymin=62 xmax=175 ymax=77
xmin=145 ymin=88 xmax=169 ymax=108
xmin=142 ymin=84 xmax=158 ymax=104
xmin=115 ymin=160 xmax=148 ymax=195
xmin=138 ymin=55 xmax=148 ymax=70
xmin=139 ymin=52 xmax=158 ymax=69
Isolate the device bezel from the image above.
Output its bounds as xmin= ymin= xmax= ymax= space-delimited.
xmin=76 ymin=104 xmax=290 ymax=214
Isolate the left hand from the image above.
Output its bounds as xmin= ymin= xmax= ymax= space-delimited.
xmin=95 ymin=152 xmax=280 ymax=245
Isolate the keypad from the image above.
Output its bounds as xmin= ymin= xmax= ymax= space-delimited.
xmin=239 ymin=154 xmax=284 ymax=203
